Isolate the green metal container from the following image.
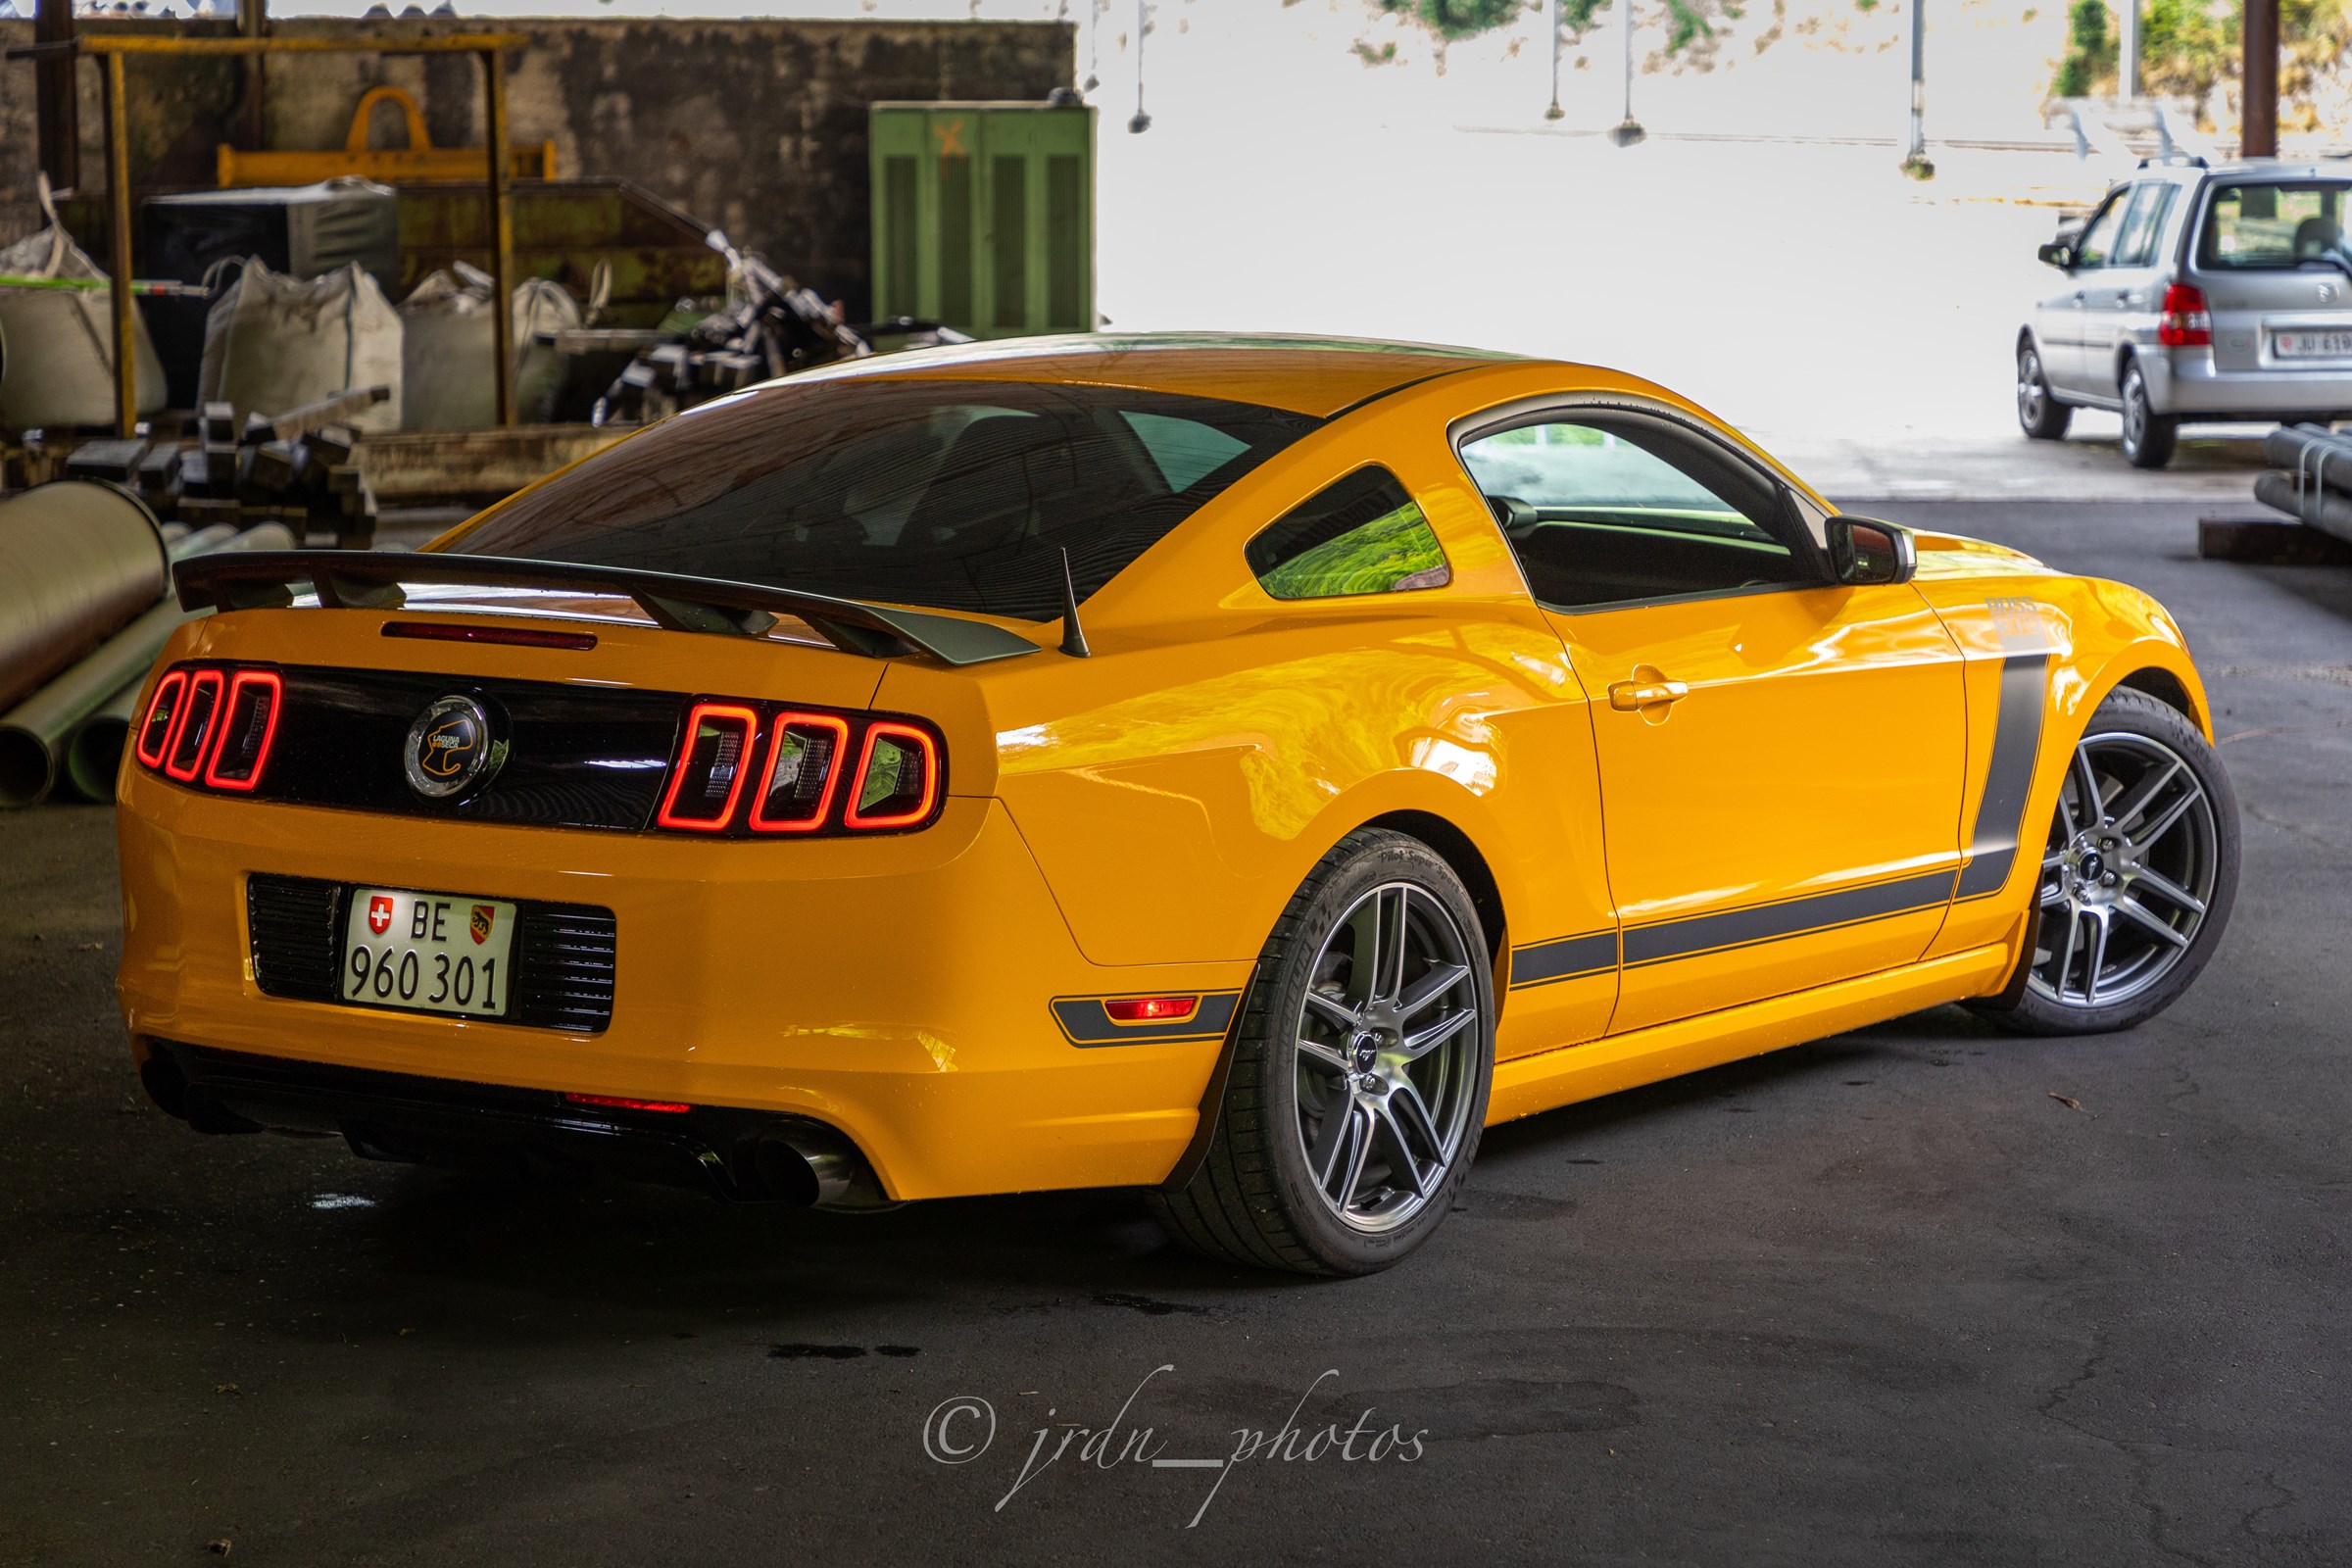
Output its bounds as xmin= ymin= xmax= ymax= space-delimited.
xmin=868 ymin=102 xmax=1095 ymax=341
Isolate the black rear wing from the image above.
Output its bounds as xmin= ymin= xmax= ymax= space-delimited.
xmin=172 ymin=551 xmax=1043 ymax=668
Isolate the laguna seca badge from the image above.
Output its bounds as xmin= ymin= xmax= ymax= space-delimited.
xmin=403 ymin=695 xmax=505 ymax=801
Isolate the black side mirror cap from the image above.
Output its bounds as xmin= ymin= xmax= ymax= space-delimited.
xmin=1828 ymin=515 xmax=1918 ymax=586
xmin=2037 ymin=239 xmax=2078 ymax=270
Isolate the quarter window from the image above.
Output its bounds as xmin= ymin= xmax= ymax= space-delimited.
xmin=1247 ymin=466 xmax=1451 ymax=600
xmin=1457 ymin=412 xmax=1812 ymax=612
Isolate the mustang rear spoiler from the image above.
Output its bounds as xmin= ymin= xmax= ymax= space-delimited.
xmin=172 ymin=551 xmax=1043 ymax=668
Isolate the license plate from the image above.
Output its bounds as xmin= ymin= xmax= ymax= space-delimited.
xmin=2274 ymin=329 xmax=2352 ymax=359
xmin=342 ymin=887 xmax=517 ymax=1018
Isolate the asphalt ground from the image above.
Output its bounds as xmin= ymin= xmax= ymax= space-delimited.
xmin=2 ymin=499 xmax=2347 ymax=1567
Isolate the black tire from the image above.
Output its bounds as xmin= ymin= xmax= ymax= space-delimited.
xmin=2120 ymin=361 xmax=2178 ymax=469
xmin=1969 ymin=687 xmax=2238 ymax=1036
xmin=2017 ymin=340 xmax=2072 ymax=440
xmin=1152 ymin=829 xmax=1494 ymax=1276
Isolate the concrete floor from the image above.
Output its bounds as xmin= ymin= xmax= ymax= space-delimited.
xmin=3 ymin=501 xmax=2348 ymax=1566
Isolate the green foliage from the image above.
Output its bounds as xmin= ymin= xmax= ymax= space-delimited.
xmin=1663 ymin=0 xmax=1715 ymax=49
xmin=2052 ymin=0 xmax=2351 ymax=130
xmin=1256 ymin=503 xmax=1450 ymax=599
xmin=1377 ymin=0 xmax=1528 ymax=40
xmin=2055 ymin=0 xmax=2112 ymax=98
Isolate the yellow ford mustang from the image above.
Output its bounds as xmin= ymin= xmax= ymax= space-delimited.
xmin=117 ymin=334 xmax=2239 ymax=1275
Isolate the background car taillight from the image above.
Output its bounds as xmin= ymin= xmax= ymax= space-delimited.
xmin=657 ymin=700 xmax=943 ymax=837
xmin=2157 ymin=283 xmax=2213 ymax=347
xmin=137 ymin=662 xmax=284 ymax=793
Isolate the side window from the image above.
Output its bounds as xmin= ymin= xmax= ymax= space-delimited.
xmin=2113 ymin=183 xmax=2177 ymax=268
xmin=1458 ymin=413 xmax=1811 ymax=612
xmin=2074 ymin=190 xmax=2132 ymax=268
xmin=1247 ymin=466 xmax=1451 ymax=600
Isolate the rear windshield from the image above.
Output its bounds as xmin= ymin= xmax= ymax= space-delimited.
xmin=2196 ymin=180 xmax=2352 ymax=270
xmin=442 ymin=378 xmax=1323 ymax=621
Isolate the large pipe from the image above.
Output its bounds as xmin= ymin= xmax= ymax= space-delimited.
xmin=2254 ymin=470 xmax=2352 ymax=547
xmin=2262 ymin=423 xmax=2352 ymax=493
xmin=0 ymin=481 xmax=170 ymax=714
xmin=10 ymin=521 xmax=298 ymax=808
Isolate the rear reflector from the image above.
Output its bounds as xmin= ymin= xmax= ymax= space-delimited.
xmin=134 ymin=668 xmax=187 ymax=768
xmin=844 ymin=721 xmax=940 ymax=830
xmin=163 ymin=667 xmax=224 ymax=781
xmin=1104 ymin=996 xmax=1200 ymax=1024
xmin=564 ymin=1093 xmax=693 ymax=1114
xmin=201 ymin=668 xmax=283 ymax=791
xmin=656 ymin=702 xmax=759 ymax=830
xmin=749 ymin=712 xmax=850 ymax=832
xmin=383 ymin=621 xmax=598 ymax=651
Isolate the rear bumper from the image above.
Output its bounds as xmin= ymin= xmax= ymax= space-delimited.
xmin=116 ymin=772 xmax=1250 ymax=1200
xmin=2140 ymin=351 xmax=2352 ymax=418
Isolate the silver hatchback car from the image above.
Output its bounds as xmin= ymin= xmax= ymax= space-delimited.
xmin=2020 ymin=157 xmax=2352 ymax=467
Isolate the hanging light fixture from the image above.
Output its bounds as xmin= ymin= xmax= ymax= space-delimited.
xmin=1129 ymin=0 xmax=1152 ymax=132
xmin=1607 ymin=0 xmax=1645 ymax=145
xmin=1545 ymin=0 xmax=1565 ymax=120
xmin=1084 ymin=0 xmax=1102 ymax=92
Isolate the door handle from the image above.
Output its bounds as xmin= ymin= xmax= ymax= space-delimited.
xmin=1608 ymin=679 xmax=1690 ymax=710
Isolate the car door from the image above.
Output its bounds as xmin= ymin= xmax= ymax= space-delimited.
xmin=2078 ymin=182 xmax=2174 ymax=396
xmin=1458 ymin=406 xmax=1968 ymax=1035
xmin=2044 ymin=189 xmax=2132 ymax=393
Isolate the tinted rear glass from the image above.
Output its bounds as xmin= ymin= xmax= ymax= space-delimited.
xmin=2196 ymin=180 xmax=2352 ymax=270
xmin=443 ymin=378 xmax=1323 ymax=621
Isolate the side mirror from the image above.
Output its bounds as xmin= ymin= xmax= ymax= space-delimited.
xmin=1828 ymin=515 xmax=1917 ymax=586
xmin=2037 ymin=239 xmax=2078 ymax=270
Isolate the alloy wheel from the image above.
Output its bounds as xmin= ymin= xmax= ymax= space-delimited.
xmin=2017 ymin=350 xmax=2047 ymax=426
xmin=1291 ymin=882 xmax=1482 ymax=1233
xmin=2031 ymin=731 xmax=2219 ymax=1008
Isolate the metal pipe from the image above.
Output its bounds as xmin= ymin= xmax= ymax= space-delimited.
xmin=0 ymin=480 xmax=169 ymax=714
xmin=33 ymin=0 xmax=76 ymax=192
xmin=104 ymin=49 xmax=135 ymax=438
xmin=484 ymin=45 xmax=517 ymax=427
xmin=2243 ymin=0 xmax=2278 ymax=158
xmin=26 ymin=521 xmax=297 ymax=808
xmin=2119 ymin=0 xmax=2138 ymax=100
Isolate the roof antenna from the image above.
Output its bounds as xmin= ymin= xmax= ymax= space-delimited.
xmin=1058 ymin=548 xmax=1092 ymax=658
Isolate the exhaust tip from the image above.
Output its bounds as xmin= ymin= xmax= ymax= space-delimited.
xmin=745 ymin=1120 xmax=887 ymax=1208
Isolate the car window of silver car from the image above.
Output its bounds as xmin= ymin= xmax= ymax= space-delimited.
xmin=2196 ymin=180 xmax=2352 ymax=272
xmin=2113 ymin=183 xmax=2178 ymax=269
xmin=2073 ymin=190 xmax=2133 ymax=269
xmin=1455 ymin=411 xmax=1818 ymax=612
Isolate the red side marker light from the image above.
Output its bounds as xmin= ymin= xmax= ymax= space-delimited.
xmin=1104 ymin=996 xmax=1200 ymax=1024
xmin=564 ymin=1092 xmax=694 ymax=1114
xmin=134 ymin=668 xmax=187 ymax=768
xmin=203 ymin=668 xmax=283 ymax=791
xmin=656 ymin=702 xmax=760 ymax=830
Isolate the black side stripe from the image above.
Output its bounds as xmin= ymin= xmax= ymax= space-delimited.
xmin=1622 ymin=868 xmax=1957 ymax=968
xmin=1956 ymin=652 xmax=2050 ymax=900
xmin=1508 ymin=930 xmax=1616 ymax=990
xmin=1050 ymin=992 xmax=1241 ymax=1048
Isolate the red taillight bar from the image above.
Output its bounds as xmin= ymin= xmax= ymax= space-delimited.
xmin=748 ymin=711 xmax=851 ymax=833
xmin=162 ymin=668 xmax=224 ymax=781
xmin=382 ymin=621 xmax=599 ymax=651
xmin=843 ymin=721 xmax=941 ymax=831
xmin=656 ymin=702 xmax=760 ymax=830
xmin=134 ymin=668 xmax=187 ymax=769
xmin=564 ymin=1093 xmax=693 ymax=1114
xmin=202 ymin=668 xmax=284 ymax=791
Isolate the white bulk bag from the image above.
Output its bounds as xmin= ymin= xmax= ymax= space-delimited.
xmin=0 ymin=179 xmax=167 ymax=432
xmin=198 ymin=258 xmax=402 ymax=432
xmin=397 ymin=261 xmax=578 ymax=428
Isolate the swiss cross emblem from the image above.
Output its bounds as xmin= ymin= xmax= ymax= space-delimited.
xmin=368 ymin=895 xmax=393 ymax=935
xmin=470 ymin=905 xmax=496 ymax=945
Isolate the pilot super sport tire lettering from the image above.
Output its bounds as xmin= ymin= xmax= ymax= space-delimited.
xmin=1971 ymin=688 xmax=2238 ymax=1037
xmin=2120 ymin=361 xmax=2178 ymax=469
xmin=2017 ymin=342 xmax=2072 ymax=440
xmin=1152 ymin=829 xmax=1494 ymax=1276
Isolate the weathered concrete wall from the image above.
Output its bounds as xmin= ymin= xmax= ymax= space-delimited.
xmin=0 ymin=17 xmax=1073 ymax=315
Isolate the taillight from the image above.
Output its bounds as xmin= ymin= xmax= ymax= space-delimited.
xmin=655 ymin=702 xmax=759 ymax=830
xmin=134 ymin=669 xmax=187 ymax=768
xmin=202 ymin=668 xmax=283 ymax=791
xmin=163 ymin=668 xmax=224 ymax=781
xmin=844 ymin=722 xmax=940 ymax=830
xmin=564 ymin=1092 xmax=692 ymax=1114
xmin=2158 ymin=283 xmax=2213 ymax=347
xmin=137 ymin=662 xmax=288 ymax=794
xmin=748 ymin=712 xmax=850 ymax=833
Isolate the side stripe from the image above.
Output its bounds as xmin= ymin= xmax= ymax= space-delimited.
xmin=1051 ymin=992 xmax=1241 ymax=1048
xmin=1621 ymin=868 xmax=1957 ymax=968
xmin=1955 ymin=652 xmax=2050 ymax=900
xmin=1507 ymin=930 xmax=1617 ymax=990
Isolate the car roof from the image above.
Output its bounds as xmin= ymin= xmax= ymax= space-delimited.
xmin=781 ymin=332 xmax=1522 ymax=417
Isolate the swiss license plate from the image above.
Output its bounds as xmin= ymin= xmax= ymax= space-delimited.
xmin=2274 ymin=329 xmax=2352 ymax=360
xmin=342 ymin=887 xmax=517 ymax=1018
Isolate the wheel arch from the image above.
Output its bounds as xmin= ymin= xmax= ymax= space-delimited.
xmin=1356 ymin=808 xmax=1508 ymax=964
